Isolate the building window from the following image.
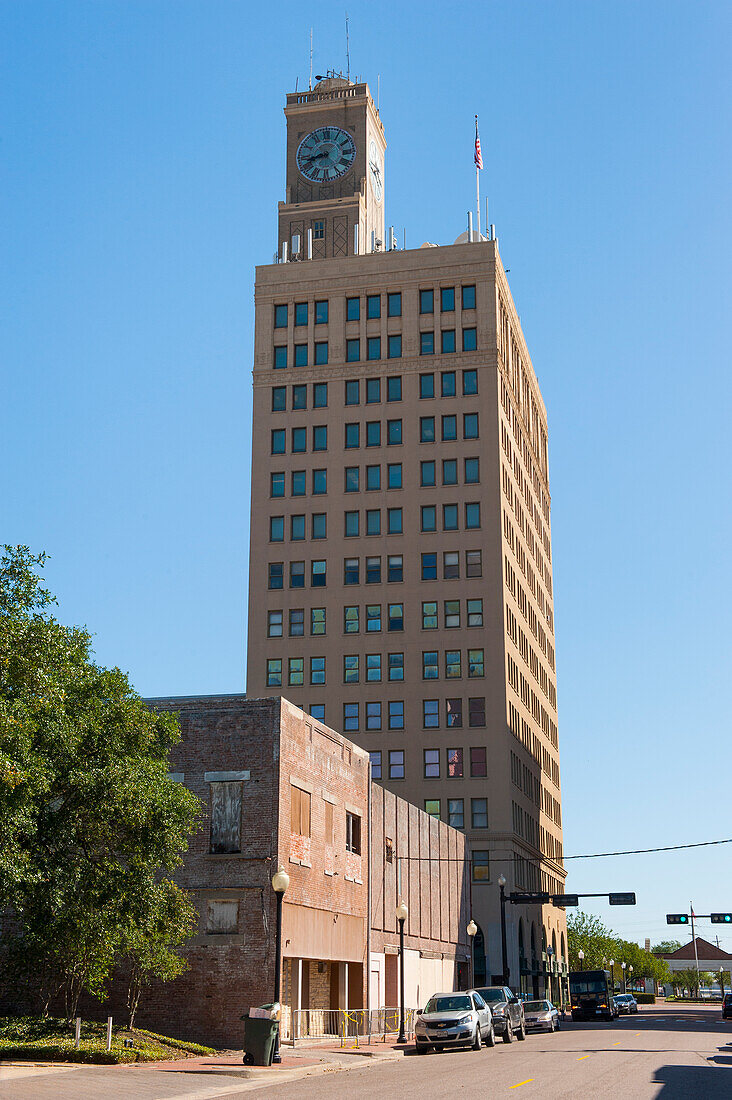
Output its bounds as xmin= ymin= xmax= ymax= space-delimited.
xmin=309 ymin=426 xmax=326 ymax=452
xmin=366 ymin=654 xmax=382 ymax=682
xmin=463 ymin=368 xmax=478 ymax=395
xmin=345 ymin=423 xmax=360 ymax=449
xmin=294 ymin=302 xmax=308 ymax=327
xmin=441 ymin=330 xmax=456 ymax=354
xmin=470 ymin=746 xmax=487 ymax=777
xmin=420 ymin=332 xmax=434 ymax=356
xmin=442 ymin=458 xmax=458 ymax=485
xmin=388 ymin=652 xmax=404 ymax=681
xmin=272 ymin=386 xmax=287 ymax=411
xmin=445 ymin=650 xmax=461 ymax=678
xmin=421 ymin=552 xmax=437 ymax=581
xmin=294 ymin=344 xmax=308 ymax=367
xmin=290 ymin=471 xmax=305 ymax=496
xmin=310 ymin=656 xmax=326 ymax=685
xmin=288 ymin=657 xmax=304 ymax=686
xmin=469 ymin=697 xmax=486 ymax=727
xmin=268 ymin=563 xmax=283 ymax=590
xmin=387 ymin=292 xmax=402 ymax=317
xmin=462 ymin=285 xmax=476 ymax=310
xmin=367 ymin=336 xmax=381 ymax=360
xmin=346 ymin=379 xmax=360 ymax=405
xmin=464 ymin=457 xmax=480 ymax=483
xmin=311 ymin=513 xmax=327 ymax=539
xmin=346 ymin=338 xmax=360 ymax=362
xmin=365 ymin=464 xmax=380 ymax=491
xmin=270 ymin=516 xmax=284 ymax=542
xmin=274 ymin=347 xmax=287 ymax=369
xmin=346 ymin=811 xmax=362 ymax=854
xmin=441 ymin=286 xmax=455 ymax=312
xmin=422 ymin=601 xmax=438 ymax=630
xmin=424 ymin=799 xmax=441 ymax=819
xmin=370 ymin=750 xmax=382 ymax=779
xmin=292 ymin=428 xmax=307 ymax=454
xmin=344 ymin=702 xmax=359 ymax=731
xmin=467 ymin=598 xmax=483 ymax=627
xmin=421 ymin=460 xmax=436 ymax=487
xmin=443 ymin=503 xmax=458 ymax=531
xmin=346 ymin=296 xmax=360 ymax=321
xmin=210 ymin=782 xmax=242 ymax=854
xmin=419 ymin=375 xmax=435 ymax=401
xmin=444 ymin=600 xmax=461 ymax=628
xmin=314 ymin=341 xmax=328 ymax=365
xmin=468 ymin=649 xmax=485 ymax=677
xmin=441 ymin=554 xmax=458 ymax=583
xmin=441 ymin=371 xmax=457 ymax=398
xmin=311 ymin=608 xmax=326 ymax=635
xmin=271 ymin=429 xmax=286 ymax=455
xmin=466 ymin=549 xmax=482 ymax=577
xmin=366 ymin=421 xmax=381 ymax=448
xmin=447 ymin=746 xmax=464 ymax=776
xmin=388 ymin=603 xmax=403 ymax=631
xmin=344 ymin=606 xmax=359 ymax=634
xmin=389 ymin=749 xmax=405 ymax=779
xmin=310 ymin=703 xmax=325 ymax=721
xmin=387 ymin=508 xmax=403 ymax=534
xmin=472 ymin=851 xmax=490 ymax=882
xmin=367 ymin=294 xmax=381 ymax=319
xmin=423 ymin=699 xmax=439 ymax=728
xmin=315 ymin=300 xmax=328 ymax=324
xmin=388 ymin=700 xmax=404 ymax=729
xmin=268 ymin=610 xmax=283 ymax=637
xmin=442 ymin=414 xmax=457 ymax=442
xmin=471 ymin=798 xmax=488 ymax=829
xmin=388 ymin=555 xmax=403 ymax=582
xmin=366 ymin=508 xmax=381 ymax=536
xmin=386 ymin=418 xmax=402 ymax=445
xmin=312 ymin=469 xmax=327 ymax=494
xmin=345 ymin=511 xmax=360 ymax=537
xmin=313 ymin=221 xmax=325 ymax=240
xmin=387 ymin=376 xmax=402 ymax=401
xmin=290 ymin=514 xmax=305 ymax=541
xmin=290 ymin=561 xmax=305 ymax=588
xmin=448 ymin=798 xmax=464 ymax=829
xmin=266 ymin=658 xmax=282 ymax=687
xmin=388 ymin=334 xmax=402 ymax=359
xmin=420 ymin=289 xmax=434 ymax=314
xmin=344 ymin=557 xmax=359 ymax=585
xmin=366 ymin=702 xmax=381 ymax=730
xmin=345 ymin=466 xmax=359 ymax=493
xmin=291 ymin=784 xmax=311 ymax=836
xmin=289 ymin=608 xmax=304 ymax=636
xmin=366 ymin=556 xmax=381 ymax=583
xmin=387 ymin=464 xmax=401 ymax=490
xmin=274 ymin=304 xmax=288 ymax=328
xmin=366 ymin=377 xmax=381 ymax=403
xmin=463 ymin=327 xmax=477 ymax=351
xmin=366 ymin=605 xmax=382 ymax=632
xmin=420 ymin=416 xmax=436 ymax=443
xmin=270 ymin=472 xmax=285 ymax=498
xmin=292 ymin=384 xmax=307 ymax=410
xmin=465 ymin=502 xmax=481 ymax=529
xmin=311 ymin=560 xmax=326 ymax=587
xmin=421 ymin=505 xmax=436 ymax=532
xmin=424 ymin=748 xmax=440 ymax=778
xmin=447 ymin=698 xmax=463 ymax=728
xmin=464 ymin=413 xmax=479 ymax=439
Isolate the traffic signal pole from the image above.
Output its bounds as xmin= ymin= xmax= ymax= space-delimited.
xmin=691 ymin=903 xmax=700 ymax=995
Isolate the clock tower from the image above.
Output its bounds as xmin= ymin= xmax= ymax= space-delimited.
xmin=278 ymin=76 xmax=385 ymax=260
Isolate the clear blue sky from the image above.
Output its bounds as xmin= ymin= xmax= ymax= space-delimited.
xmin=3 ymin=1 xmax=731 ymax=950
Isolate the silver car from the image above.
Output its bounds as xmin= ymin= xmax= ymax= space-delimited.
xmin=614 ymin=993 xmax=638 ymax=1014
xmin=523 ymin=999 xmax=561 ymax=1032
xmin=415 ymin=990 xmax=495 ymax=1053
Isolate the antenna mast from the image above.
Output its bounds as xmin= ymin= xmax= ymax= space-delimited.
xmin=309 ymin=28 xmax=313 ymax=90
xmin=345 ymin=13 xmax=350 ymax=82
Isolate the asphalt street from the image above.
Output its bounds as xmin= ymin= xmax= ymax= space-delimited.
xmin=0 ymin=1002 xmax=729 ymax=1099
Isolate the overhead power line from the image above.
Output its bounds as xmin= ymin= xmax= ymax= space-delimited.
xmin=563 ymin=838 xmax=732 ymax=860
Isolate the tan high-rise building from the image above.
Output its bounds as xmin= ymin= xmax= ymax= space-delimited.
xmin=247 ymin=76 xmax=567 ymax=997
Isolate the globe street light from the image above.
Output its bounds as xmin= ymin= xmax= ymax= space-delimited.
xmin=498 ymin=874 xmax=509 ymax=985
xmin=467 ymin=919 xmax=478 ymax=989
xmin=578 ymin=949 xmax=584 ymax=972
xmin=628 ymin=964 xmax=634 ymax=991
xmin=609 ymin=959 xmax=615 ymax=992
xmin=271 ymin=866 xmax=290 ymax=1064
xmin=396 ymin=899 xmax=409 ymax=1044
xmin=621 ymin=961 xmax=626 ymax=994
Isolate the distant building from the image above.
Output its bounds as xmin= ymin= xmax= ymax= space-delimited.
xmin=658 ymin=937 xmax=732 ymax=974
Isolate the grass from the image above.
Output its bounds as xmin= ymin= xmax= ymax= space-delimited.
xmin=0 ymin=1015 xmax=216 ymax=1064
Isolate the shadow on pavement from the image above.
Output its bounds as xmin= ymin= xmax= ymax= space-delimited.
xmin=652 ymin=1064 xmax=731 ymax=1098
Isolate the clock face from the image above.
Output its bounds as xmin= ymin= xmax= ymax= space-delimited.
xmin=369 ymin=138 xmax=383 ymax=203
xmin=297 ymin=126 xmax=356 ymax=182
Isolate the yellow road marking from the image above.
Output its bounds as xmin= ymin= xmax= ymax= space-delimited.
xmin=613 ymin=1041 xmax=620 ymax=1045
xmin=577 ymin=1055 xmax=590 ymax=1060
xmin=509 ymin=1082 xmax=534 ymax=1089
xmin=635 ymin=1032 xmax=641 ymax=1036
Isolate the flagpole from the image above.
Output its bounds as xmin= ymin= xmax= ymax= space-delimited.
xmin=475 ymin=115 xmax=481 ymax=239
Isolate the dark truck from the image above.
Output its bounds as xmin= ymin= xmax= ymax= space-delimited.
xmin=568 ymin=969 xmax=616 ymax=1021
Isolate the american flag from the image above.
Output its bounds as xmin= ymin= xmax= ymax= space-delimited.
xmin=474 ymin=116 xmax=483 ymax=170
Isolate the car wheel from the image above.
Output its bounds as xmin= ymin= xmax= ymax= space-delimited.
xmin=242 ymin=1052 xmax=255 ymax=1066
xmin=485 ymin=1025 xmax=496 ymax=1047
xmin=517 ymin=1020 xmax=526 ymax=1041
xmin=473 ymin=1025 xmax=482 ymax=1050
xmin=503 ymin=1022 xmax=514 ymax=1043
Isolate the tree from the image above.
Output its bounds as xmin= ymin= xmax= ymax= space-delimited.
xmin=652 ymin=941 xmax=682 ymax=954
xmin=0 ymin=545 xmax=201 ymax=1018
xmin=567 ymin=911 xmax=618 ymax=970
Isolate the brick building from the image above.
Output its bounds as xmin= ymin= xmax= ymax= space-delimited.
xmin=139 ymin=694 xmax=469 ymax=1047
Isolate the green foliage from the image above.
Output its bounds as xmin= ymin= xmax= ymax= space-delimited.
xmin=652 ymin=940 xmax=682 ymax=954
xmin=0 ymin=546 xmax=201 ymax=1018
xmin=567 ymin=910 xmax=671 ymax=985
xmin=0 ymin=1015 xmax=215 ymax=1063
xmin=632 ymin=992 xmax=656 ymax=1003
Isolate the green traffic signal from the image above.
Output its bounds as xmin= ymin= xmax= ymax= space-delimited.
xmin=666 ymin=913 xmax=690 ymax=924
xmin=710 ymin=913 xmax=732 ymax=924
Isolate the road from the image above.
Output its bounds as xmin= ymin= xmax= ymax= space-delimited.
xmin=0 ymin=1002 xmax=729 ymax=1099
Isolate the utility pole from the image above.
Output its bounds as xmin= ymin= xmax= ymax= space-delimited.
xmin=690 ymin=902 xmax=700 ymax=997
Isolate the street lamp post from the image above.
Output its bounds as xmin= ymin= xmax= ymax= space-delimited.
xmin=467 ymin=920 xmax=478 ymax=989
xmin=628 ymin=965 xmax=634 ymax=991
xmin=498 ymin=875 xmax=509 ymax=986
xmin=396 ymin=899 xmax=409 ymax=1044
xmin=271 ymin=866 xmax=290 ymax=1064
xmin=547 ymin=945 xmax=554 ymax=1002
xmin=621 ymin=961 xmax=626 ymax=994
xmin=578 ymin=949 xmax=584 ymax=972
xmin=609 ymin=959 xmax=615 ymax=992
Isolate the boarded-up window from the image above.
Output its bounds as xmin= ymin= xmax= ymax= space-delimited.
xmin=346 ymin=811 xmax=361 ymax=854
xmin=209 ymin=782 xmax=242 ymax=853
xmin=206 ymin=899 xmax=239 ymax=934
xmin=291 ymin=785 xmax=311 ymax=837
xmin=324 ymin=800 xmax=334 ymax=845
xmin=385 ymin=837 xmax=393 ymax=864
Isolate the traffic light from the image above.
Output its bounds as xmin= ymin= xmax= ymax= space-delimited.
xmin=666 ymin=913 xmax=690 ymax=925
xmin=711 ymin=913 xmax=732 ymax=924
xmin=609 ymin=892 xmax=636 ymax=905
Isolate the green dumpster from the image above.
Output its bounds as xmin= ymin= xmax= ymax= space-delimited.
xmin=240 ymin=1009 xmax=279 ymax=1066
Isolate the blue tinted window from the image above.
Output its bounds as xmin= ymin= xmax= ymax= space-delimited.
xmin=420 ymin=332 xmax=434 ymax=356
xmin=422 ymin=553 xmax=437 ymax=580
xmin=441 ymin=287 xmax=455 ymax=312
xmin=387 ymin=376 xmax=402 ymax=401
xmin=345 ymin=467 xmax=360 ymax=492
xmin=315 ymin=300 xmax=328 ymax=324
xmin=420 ymin=373 xmax=435 ymax=398
xmin=462 ymin=327 xmax=477 ymax=351
xmin=314 ymin=341 xmax=328 ymax=365
xmin=345 ymin=423 xmax=360 ymax=449
xmin=294 ymin=344 xmax=308 ymax=366
xmin=388 ymin=292 xmax=402 ymax=317
xmin=441 ymin=330 xmax=456 ymax=354
xmin=388 ymin=335 xmax=402 ymax=359
xmin=421 ymin=461 xmax=436 ymax=487
xmin=312 ymin=425 xmax=327 ymax=451
xmin=463 ymin=369 xmax=478 ymax=395
xmin=420 ymin=289 xmax=434 ymax=314
xmin=271 ymin=429 xmax=285 ymax=454
xmin=312 ymin=469 xmax=327 ymax=494
xmin=313 ymin=382 xmax=328 ymax=408
xmin=292 ymin=384 xmax=307 ymax=409
xmin=367 ymin=336 xmax=381 ymax=360
xmin=274 ymin=304 xmax=288 ymax=328
xmin=270 ymin=472 xmax=285 ymax=497
xmin=367 ymin=295 xmax=381 ymax=319
xmin=366 ymin=465 xmax=381 ymax=491
xmin=346 ymin=297 xmax=360 ymax=321
xmin=345 ymin=379 xmax=360 ymax=404
xmin=420 ymin=417 xmax=435 ymax=443
xmin=274 ymin=346 xmax=287 ymax=369
xmin=387 ymin=419 xmax=402 ymax=445
xmin=442 ymin=459 xmax=457 ymax=485
xmin=292 ymin=427 xmax=307 ymax=453
xmin=270 ymin=516 xmax=284 ymax=542
xmin=271 ymin=386 xmax=286 ymax=411
xmin=441 ymin=371 xmax=456 ymax=397
xmin=421 ymin=505 xmax=437 ymax=532
xmin=462 ymin=285 xmax=476 ymax=310
xmin=291 ymin=470 xmax=306 ymax=496
xmin=295 ymin=302 xmax=308 ymax=326
xmin=366 ymin=378 xmax=381 ymax=403
xmin=346 ymin=339 xmax=360 ymax=362
xmin=387 ymin=463 xmax=402 ymax=489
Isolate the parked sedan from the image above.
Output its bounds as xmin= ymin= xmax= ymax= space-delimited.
xmin=414 ymin=991 xmax=495 ymax=1053
xmin=614 ymin=993 xmax=638 ymax=1014
xmin=474 ymin=986 xmax=526 ymax=1042
xmin=523 ymin=999 xmax=561 ymax=1032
